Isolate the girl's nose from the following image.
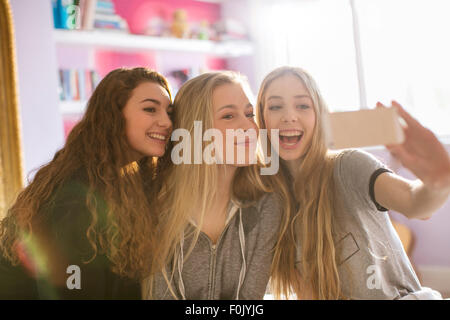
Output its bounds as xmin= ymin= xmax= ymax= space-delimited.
xmin=158 ymin=111 xmax=172 ymax=129
xmin=281 ymin=108 xmax=298 ymax=123
xmin=240 ymin=115 xmax=258 ymax=133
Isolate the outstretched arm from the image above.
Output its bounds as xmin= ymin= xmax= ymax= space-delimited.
xmin=373 ymin=101 xmax=450 ymax=219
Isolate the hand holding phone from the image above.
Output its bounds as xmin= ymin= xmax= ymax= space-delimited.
xmin=324 ymin=106 xmax=405 ymax=150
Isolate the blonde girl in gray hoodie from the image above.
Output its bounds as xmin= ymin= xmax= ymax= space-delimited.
xmin=143 ymin=71 xmax=286 ymax=299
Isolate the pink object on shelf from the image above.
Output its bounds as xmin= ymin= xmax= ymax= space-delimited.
xmin=112 ymin=0 xmax=220 ymax=35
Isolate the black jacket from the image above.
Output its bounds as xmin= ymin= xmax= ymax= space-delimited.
xmin=0 ymin=171 xmax=141 ymax=300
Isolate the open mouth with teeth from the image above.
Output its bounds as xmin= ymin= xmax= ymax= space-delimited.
xmin=146 ymin=132 xmax=168 ymax=144
xmin=279 ymin=130 xmax=304 ymax=149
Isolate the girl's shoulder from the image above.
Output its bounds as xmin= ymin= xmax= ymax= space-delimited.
xmin=239 ymin=192 xmax=281 ymax=214
xmin=51 ymin=177 xmax=89 ymax=206
xmin=254 ymin=192 xmax=283 ymax=228
xmin=333 ymin=148 xmax=381 ymax=165
xmin=49 ymin=168 xmax=107 ymax=210
xmin=234 ymin=192 xmax=282 ymax=229
xmin=43 ymin=170 xmax=106 ymax=262
xmin=332 ymin=148 xmax=392 ymax=213
xmin=332 ymin=148 xmax=389 ymax=179
xmin=44 ymin=169 xmax=105 ymax=229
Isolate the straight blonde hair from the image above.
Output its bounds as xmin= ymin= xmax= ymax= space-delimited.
xmin=147 ymin=71 xmax=278 ymax=299
xmin=257 ymin=66 xmax=345 ymax=299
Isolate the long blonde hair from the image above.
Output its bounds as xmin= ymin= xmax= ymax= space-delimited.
xmin=257 ymin=66 xmax=344 ymax=299
xmin=148 ymin=71 xmax=277 ymax=298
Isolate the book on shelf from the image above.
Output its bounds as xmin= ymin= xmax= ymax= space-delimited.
xmin=58 ymin=68 xmax=100 ymax=106
xmin=53 ymin=0 xmax=128 ymax=32
xmin=53 ymin=0 xmax=83 ymax=30
xmin=82 ymin=0 xmax=97 ymax=30
xmin=84 ymin=69 xmax=93 ymax=100
xmin=93 ymin=12 xmax=128 ymax=30
xmin=77 ymin=69 xmax=86 ymax=101
xmin=94 ymin=20 xmax=122 ymax=30
xmin=95 ymin=6 xmax=115 ymax=15
xmin=70 ymin=70 xmax=80 ymax=101
xmin=94 ymin=13 xmax=125 ymax=22
xmin=90 ymin=70 xmax=100 ymax=88
xmin=96 ymin=0 xmax=114 ymax=11
xmin=61 ymin=69 xmax=71 ymax=100
xmin=58 ymin=69 xmax=65 ymax=100
xmin=93 ymin=9 xmax=128 ymax=32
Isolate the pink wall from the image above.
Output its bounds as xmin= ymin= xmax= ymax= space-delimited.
xmin=112 ymin=0 xmax=221 ymax=35
xmin=95 ymin=0 xmax=226 ymax=84
xmin=95 ymin=51 xmax=157 ymax=78
xmin=59 ymin=0 xmax=229 ymax=138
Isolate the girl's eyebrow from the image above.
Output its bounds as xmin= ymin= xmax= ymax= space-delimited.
xmin=294 ymin=94 xmax=312 ymax=99
xmin=218 ymin=104 xmax=236 ymax=112
xmin=218 ymin=103 xmax=253 ymax=112
xmin=268 ymin=94 xmax=311 ymax=99
xmin=140 ymin=98 xmax=161 ymax=105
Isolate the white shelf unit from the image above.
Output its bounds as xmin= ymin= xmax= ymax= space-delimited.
xmin=53 ymin=29 xmax=254 ymax=58
xmin=60 ymin=100 xmax=88 ymax=114
xmin=55 ymin=29 xmax=254 ymax=115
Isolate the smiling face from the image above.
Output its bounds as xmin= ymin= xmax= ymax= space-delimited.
xmin=122 ymin=81 xmax=172 ymax=161
xmin=263 ymin=74 xmax=316 ymax=161
xmin=212 ymin=82 xmax=258 ymax=166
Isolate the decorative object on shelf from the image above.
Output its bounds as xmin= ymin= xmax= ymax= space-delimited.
xmin=170 ymin=9 xmax=189 ymax=38
xmin=195 ymin=19 xmax=212 ymax=40
xmin=213 ymin=18 xmax=248 ymax=41
xmin=50 ymin=2 xmax=253 ymax=139
xmin=169 ymin=69 xmax=190 ymax=90
xmin=144 ymin=15 xmax=169 ymax=37
xmin=165 ymin=66 xmax=207 ymax=94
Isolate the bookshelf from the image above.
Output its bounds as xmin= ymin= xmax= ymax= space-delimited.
xmin=55 ymin=29 xmax=254 ymax=116
xmin=60 ymin=100 xmax=88 ymax=114
xmin=53 ymin=1 xmax=255 ymax=125
xmin=53 ymin=29 xmax=254 ymax=57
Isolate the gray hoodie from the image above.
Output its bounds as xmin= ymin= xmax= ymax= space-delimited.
xmin=144 ymin=193 xmax=282 ymax=300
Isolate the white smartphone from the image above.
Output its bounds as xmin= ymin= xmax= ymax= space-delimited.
xmin=323 ymin=107 xmax=405 ymax=150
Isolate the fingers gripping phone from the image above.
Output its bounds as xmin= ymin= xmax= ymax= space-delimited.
xmin=323 ymin=107 xmax=405 ymax=150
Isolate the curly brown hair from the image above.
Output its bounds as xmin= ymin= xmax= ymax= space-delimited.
xmin=0 ymin=67 xmax=171 ymax=281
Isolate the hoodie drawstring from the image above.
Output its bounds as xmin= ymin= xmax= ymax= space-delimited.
xmin=235 ymin=207 xmax=247 ymax=299
xmin=176 ymin=204 xmax=247 ymax=300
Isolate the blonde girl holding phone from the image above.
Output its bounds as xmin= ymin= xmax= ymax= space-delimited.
xmin=257 ymin=66 xmax=450 ymax=300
